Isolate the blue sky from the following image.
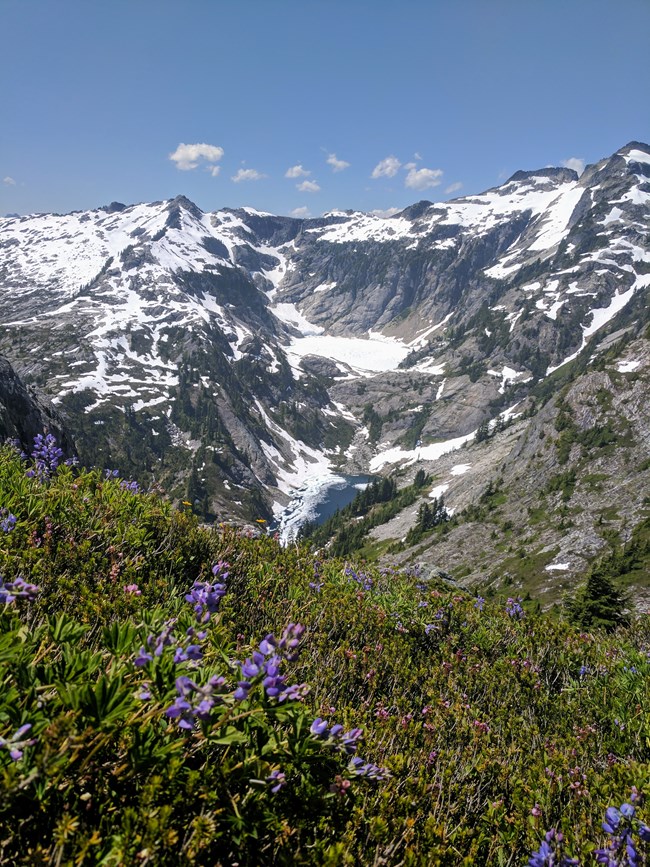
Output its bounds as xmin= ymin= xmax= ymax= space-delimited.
xmin=2 ymin=0 xmax=649 ymax=217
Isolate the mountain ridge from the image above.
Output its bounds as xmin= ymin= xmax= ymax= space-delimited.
xmin=0 ymin=140 xmax=648 ymax=601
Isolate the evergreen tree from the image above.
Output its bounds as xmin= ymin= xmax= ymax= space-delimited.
xmin=475 ymin=420 xmax=490 ymax=443
xmin=565 ymin=563 xmax=630 ymax=632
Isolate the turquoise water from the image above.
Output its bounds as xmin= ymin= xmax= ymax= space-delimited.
xmin=311 ymin=474 xmax=373 ymax=525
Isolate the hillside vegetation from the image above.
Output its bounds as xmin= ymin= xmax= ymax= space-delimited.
xmin=1 ymin=439 xmax=649 ymax=865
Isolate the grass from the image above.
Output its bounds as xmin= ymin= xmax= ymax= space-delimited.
xmin=0 ymin=440 xmax=649 ymax=865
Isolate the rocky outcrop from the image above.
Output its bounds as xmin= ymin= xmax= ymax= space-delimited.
xmin=0 ymin=355 xmax=74 ymax=455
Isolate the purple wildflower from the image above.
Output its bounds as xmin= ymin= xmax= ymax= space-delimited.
xmin=0 ymin=511 xmax=16 ymax=533
xmin=0 ymin=576 xmax=40 ymax=605
xmin=310 ymin=717 xmax=328 ymax=737
xmin=506 ymin=597 xmax=525 ymax=620
xmin=349 ymin=756 xmax=390 ymax=781
xmin=595 ymin=799 xmax=647 ymax=866
xmin=528 ymin=830 xmax=578 ymax=866
xmin=233 ymin=681 xmax=253 ymax=701
xmin=185 ymin=577 xmax=226 ymax=623
xmin=120 ymin=479 xmax=140 ymax=493
xmin=278 ymin=681 xmax=309 ymax=702
xmin=134 ymin=647 xmax=153 ymax=668
xmin=341 ymin=728 xmax=363 ymax=754
xmin=173 ymin=644 xmax=203 ymax=664
xmin=31 ymin=434 xmax=63 ymax=480
xmin=164 ymin=674 xmax=225 ymax=728
xmin=0 ymin=723 xmax=36 ymax=761
xmin=267 ymin=769 xmax=286 ymax=793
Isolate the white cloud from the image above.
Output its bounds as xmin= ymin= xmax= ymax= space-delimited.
xmin=169 ymin=142 xmax=224 ymax=171
xmin=231 ymin=168 xmax=266 ymax=183
xmin=3 ymin=176 xmax=16 ymax=186
xmin=371 ymin=156 xmax=401 ymax=178
xmin=285 ymin=164 xmax=310 ymax=178
xmin=444 ymin=181 xmax=463 ymax=194
xmin=208 ymin=166 xmax=221 ymax=177
xmin=326 ymin=153 xmax=350 ymax=172
xmin=297 ymin=179 xmax=320 ymax=193
xmin=370 ymin=208 xmax=404 ymax=217
xmin=370 ymin=207 xmax=402 ymax=217
xmin=562 ymin=157 xmax=585 ymax=176
xmin=290 ymin=206 xmax=311 ymax=218
xmin=405 ymin=165 xmax=443 ymax=191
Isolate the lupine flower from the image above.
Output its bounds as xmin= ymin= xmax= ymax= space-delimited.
xmin=506 ymin=597 xmax=525 ymax=619
xmin=0 ymin=511 xmax=16 ymax=533
xmin=309 ymin=717 xmax=364 ymax=754
xmin=105 ymin=469 xmax=120 ymax=479
xmin=0 ymin=576 xmax=40 ymax=605
xmin=164 ymin=675 xmax=226 ymax=729
xmin=278 ymin=622 xmax=305 ymax=657
xmin=528 ymin=830 xmax=578 ymax=866
xmin=341 ymin=728 xmax=363 ymax=754
xmin=349 ymin=757 xmax=390 ymax=780
xmin=133 ymin=619 xmax=177 ymax=667
xmin=0 ymin=723 xmax=36 ymax=761
xmin=134 ymin=647 xmax=153 ymax=668
xmin=474 ymin=596 xmax=485 ymax=611
xmin=120 ymin=479 xmax=140 ymax=493
xmin=309 ymin=581 xmax=323 ymax=592
xmin=266 ymin=770 xmax=286 ymax=793
xmin=173 ymin=644 xmax=203 ymax=664
xmin=31 ymin=434 xmax=63 ymax=480
xmin=345 ymin=565 xmax=373 ymax=591
xmin=595 ymin=799 xmax=647 ymax=866
xmin=310 ymin=717 xmax=328 ymax=736
xmin=233 ymin=626 xmax=308 ymax=703
xmin=185 ymin=576 xmax=227 ymax=623
xmin=233 ymin=681 xmax=253 ymax=701
xmin=278 ymin=681 xmax=309 ymax=702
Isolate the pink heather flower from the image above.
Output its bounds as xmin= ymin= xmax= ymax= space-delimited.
xmin=531 ymin=804 xmax=542 ymax=817
xmin=124 ymin=583 xmax=141 ymax=595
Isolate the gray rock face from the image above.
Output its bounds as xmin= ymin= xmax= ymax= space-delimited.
xmin=0 ymin=355 xmax=74 ymax=455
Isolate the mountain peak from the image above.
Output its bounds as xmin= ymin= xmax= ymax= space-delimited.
xmin=505 ymin=166 xmax=578 ymax=185
xmin=618 ymin=140 xmax=650 ymax=155
xmin=167 ymin=195 xmax=203 ymax=218
xmin=166 ymin=195 xmax=204 ymax=227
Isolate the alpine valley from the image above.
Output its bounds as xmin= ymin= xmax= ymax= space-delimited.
xmin=1 ymin=141 xmax=649 ymax=607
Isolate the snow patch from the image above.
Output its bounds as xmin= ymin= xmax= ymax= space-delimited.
xmin=369 ymin=430 xmax=475 ymax=471
xmin=617 ymin=359 xmax=641 ymax=373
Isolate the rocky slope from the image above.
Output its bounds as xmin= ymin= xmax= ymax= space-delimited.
xmin=0 ymin=354 xmax=74 ymax=455
xmin=0 ymin=140 xmax=648 ymax=595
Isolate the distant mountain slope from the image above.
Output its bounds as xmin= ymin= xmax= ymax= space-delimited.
xmin=0 ymin=140 xmax=647 ymax=594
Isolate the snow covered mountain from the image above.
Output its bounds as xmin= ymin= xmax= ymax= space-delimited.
xmin=0 ymin=141 xmax=648 ymax=552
